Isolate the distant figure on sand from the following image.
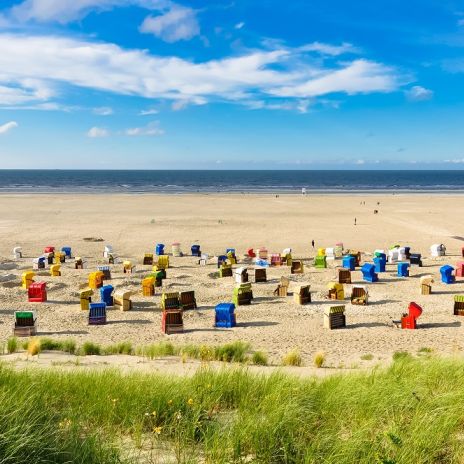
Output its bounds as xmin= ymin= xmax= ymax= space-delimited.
xmin=354 ymin=217 xmax=357 ymax=226
xmin=311 ymin=240 xmax=315 ymax=249
xmin=301 ymin=188 xmax=307 ymax=195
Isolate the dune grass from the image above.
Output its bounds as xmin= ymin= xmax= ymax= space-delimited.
xmin=1 ymin=356 xmax=464 ymax=463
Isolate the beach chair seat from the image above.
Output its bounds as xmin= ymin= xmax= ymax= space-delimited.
xmin=234 ymin=267 xmax=249 ymax=284
xmin=342 ymin=255 xmax=356 ymax=271
xmin=50 ymin=264 xmax=61 ymax=277
xmin=100 ymin=285 xmax=114 ymax=307
xmin=33 ymin=257 xmax=46 ymax=270
xmin=143 ymin=253 xmax=154 ymax=265
xmin=314 ymin=255 xmax=327 ymax=269
xmin=400 ymin=302 xmax=422 ymax=329
xmin=80 ymin=288 xmax=94 ymax=311
xmin=21 ymin=271 xmax=35 ymax=289
xmin=254 ymin=267 xmax=267 ymax=283
xmin=171 ymin=242 xmax=183 ymax=257
xmin=456 ymin=261 xmax=464 ymax=278
xmin=14 ymin=311 xmax=37 ymax=337
xmin=123 ymin=261 xmax=135 ymax=274
xmin=142 ymin=276 xmax=155 ymax=296
xmin=274 ymin=276 xmax=289 ymax=297
xmin=373 ymin=255 xmax=386 ymax=273
xmin=28 ymin=282 xmax=47 ymax=302
xmin=114 ymin=291 xmax=132 ymax=311
xmin=215 ymin=303 xmax=236 ymax=328
xmin=346 ymin=251 xmax=362 ymax=267
xmin=270 ymin=254 xmax=282 ymax=266
xmin=157 ymin=255 xmax=169 ymax=270
xmin=180 ymin=290 xmax=197 ymax=310
xmin=440 ymin=265 xmax=455 ymax=284
xmin=420 ymin=275 xmax=433 ymax=295
xmin=409 ymin=253 xmax=423 ymax=267
xmin=88 ymin=271 xmax=104 ymax=289
xmin=293 ymin=285 xmax=311 ymax=305
xmin=361 ymin=263 xmax=378 ymax=283
xmin=155 ymin=243 xmax=165 ymax=256
xmin=219 ymin=263 xmax=233 ymax=278
xmin=324 ymin=305 xmax=346 ymax=329
xmin=454 ymin=295 xmax=464 ymax=316
xmin=162 ymin=310 xmax=183 ymax=334
xmin=256 ymin=247 xmax=268 ymax=260
xmin=291 ymin=260 xmax=304 ymax=274
xmin=97 ymin=266 xmax=112 ymax=280
xmin=61 ymin=247 xmax=72 ymax=258
xmin=199 ymin=253 xmax=209 ymax=266
xmin=247 ymin=248 xmax=256 ymax=258
xmin=338 ymin=268 xmax=351 ymax=284
xmin=191 ymin=245 xmax=201 ymax=257
xmin=431 ymin=244 xmax=446 ymax=257
xmin=13 ymin=247 xmax=22 ymax=259
xmin=327 ymin=282 xmax=344 ymax=300
xmin=351 ymin=285 xmax=368 ymax=305
xmin=75 ymin=257 xmax=84 ymax=269
xmin=397 ymin=262 xmax=410 ymax=278
xmin=233 ymin=283 xmax=253 ymax=306
xmin=89 ymin=303 xmax=107 ymax=325
xmin=54 ymin=251 xmax=65 ymax=264
xmin=161 ymin=292 xmax=181 ymax=310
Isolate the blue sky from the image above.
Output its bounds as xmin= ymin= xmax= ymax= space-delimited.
xmin=0 ymin=0 xmax=464 ymax=169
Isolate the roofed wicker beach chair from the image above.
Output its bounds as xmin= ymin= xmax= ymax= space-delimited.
xmin=142 ymin=276 xmax=156 ymax=296
xmin=88 ymin=303 xmax=107 ymax=325
xmin=254 ymin=267 xmax=267 ymax=282
xmin=274 ymin=276 xmax=289 ymax=297
xmin=161 ymin=292 xmax=181 ymax=310
xmin=143 ymin=253 xmax=154 ymax=265
xmin=327 ymin=282 xmax=344 ymax=300
xmin=233 ymin=283 xmax=253 ymax=306
xmin=162 ymin=310 xmax=183 ymax=334
xmin=420 ymin=275 xmax=434 ymax=295
xmin=293 ymin=285 xmax=311 ymax=305
xmin=324 ymin=305 xmax=346 ymax=329
xmin=50 ymin=264 xmax=61 ymax=277
xmin=14 ymin=310 xmax=37 ymax=337
xmin=114 ymin=291 xmax=132 ymax=311
xmin=291 ymin=260 xmax=304 ymax=274
xmin=21 ymin=271 xmax=35 ymax=289
xmin=351 ymin=285 xmax=368 ymax=305
xmin=80 ymin=288 xmax=94 ymax=311
xmin=180 ymin=290 xmax=197 ymax=310
xmin=338 ymin=267 xmax=351 ymax=284
xmin=215 ymin=303 xmax=236 ymax=328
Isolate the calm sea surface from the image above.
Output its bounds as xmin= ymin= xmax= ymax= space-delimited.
xmin=0 ymin=170 xmax=463 ymax=193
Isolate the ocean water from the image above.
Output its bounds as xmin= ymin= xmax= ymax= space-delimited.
xmin=0 ymin=170 xmax=463 ymax=193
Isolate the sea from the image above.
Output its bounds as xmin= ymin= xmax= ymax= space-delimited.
xmin=0 ymin=170 xmax=463 ymax=194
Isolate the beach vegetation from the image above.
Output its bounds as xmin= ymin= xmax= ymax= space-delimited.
xmin=252 ymin=350 xmax=268 ymax=366
xmin=361 ymin=353 xmax=374 ymax=361
xmin=314 ymin=351 xmax=325 ymax=368
xmin=1 ymin=357 xmax=464 ymax=462
xmin=7 ymin=337 xmax=18 ymax=354
xmin=282 ymin=349 xmax=302 ymax=366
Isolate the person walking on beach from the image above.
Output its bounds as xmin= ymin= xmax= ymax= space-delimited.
xmin=311 ymin=239 xmax=315 ymax=249
xmin=354 ymin=217 xmax=357 ymax=226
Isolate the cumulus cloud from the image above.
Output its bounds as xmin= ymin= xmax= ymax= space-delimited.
xmin=93 ymin=106 xmax=114 ymax=115
xmin=6 ymin=0 xmax=171 ymax=24
xmin=139 ymin=5 xmax=199 ymax=42
xmin=0 ymin=34 xmax=404 ymax=111
xmin=87 ymin=126 xmax=109 ymax=137
xmin=0 ymin=121 xmax=18 ymax=134
xmin=235 ymin=22 xmax=245 ymax=30
xmin=405 ymin=85 xmax=433 ymax=101
xmin=125 ymin=121 xmax=164 ymax=136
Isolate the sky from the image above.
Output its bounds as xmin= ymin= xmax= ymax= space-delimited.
xmin=1 ymin=0 xmax=464 ymax=169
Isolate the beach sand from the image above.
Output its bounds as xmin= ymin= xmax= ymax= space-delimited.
xmin=1 ymin=193 xmax=464 ymax=368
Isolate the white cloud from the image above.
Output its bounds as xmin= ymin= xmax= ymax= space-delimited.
xmin=299 ymin=41 xmax=358 ymax=56
xmin=405 ymin=85 xmax=433 ymax=101
xmin=0 ymin=34 xmax=404 ymax=110
xmin=444 ymin=158 xmax=464 ymax=164
xmin=235 ymin=22 xmax=245 ymax=30
xmin=171 ymin=96 xmax=207 ymax=111
xmin=93 ymin=106 xmax=114 ymax=115
xmin=87 ymin=126 xmax=109 ymax=137
xmin=458 ymin=18 xmax=464 ymax=27
xmin=7 ymin=0 xmax=171 ymax=24
xmin=125 ymin=121 xmax=164 ymax=136
xmin=139 ymin=5 xmax=199 ymax=42
xmin=0 ymin=121 xmax=18 ymax=134
xmin=139 ymin=108 xmax=159 ymax=115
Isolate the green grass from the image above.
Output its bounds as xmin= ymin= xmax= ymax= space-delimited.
xmin=79 ymin=341 xmax=102 ymax=356
xmin=252 ymin=350 xmax=268 ymax=366
xmin=282 ymin=349 xmax=302 ymax=366
xmin=7 ymin=337 xmax=18 ymax=354
xmin=393 ymin=351 xmax=413 ymax=361
xmin=361 ymin=354 xmax=374 ymax=361
xmin=2 ymin=357 xmax=464 ymax=463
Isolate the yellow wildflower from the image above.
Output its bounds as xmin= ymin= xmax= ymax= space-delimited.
xmin=153 ymin=426 xmax=162 ymax=435
xmin=187 ymin=398 xmax=194 ymax=406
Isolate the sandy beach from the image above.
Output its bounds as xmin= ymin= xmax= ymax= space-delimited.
xmin=1 ymin=193 xmax=464 ymax=367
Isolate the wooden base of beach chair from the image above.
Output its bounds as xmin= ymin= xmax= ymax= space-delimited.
xmin=14 ymin=326 xmax=37 ymax=337
xmin=421 ymin=284 xmax=431 ymax=295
